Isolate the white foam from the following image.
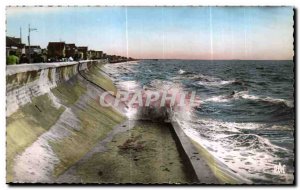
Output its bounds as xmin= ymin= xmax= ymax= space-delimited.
xmin=205 ymin=95 xmax=232 ymax=103
xmin=175 ymin=116 xmax=294 ymax=184
xmin=203 ymin=91 xmax=293 ymax=108
xmin=178 ymin=69 xmax=186 ymax=75
xmin=236 ymin=91 xmax=294 ymax=108
xmin=198 ymin=80 xmax=236 ymax=87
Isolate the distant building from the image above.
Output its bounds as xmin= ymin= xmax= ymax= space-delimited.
xmin=87 ymin=50 xmax=103 ymax=60
xmin=47 ymin=42 xmax=66 ymax=60
xmin=6 ymin=36 xmax=25 ymax=57
xmin=41 ymin=48 xmax=48 ymax=63
xmin=25 ymin=45 xmax=42 ymax=57
xmin=77 ymin=46 xmax=88 ymax=60
xmin=107 ymin=55 xmax=118 ymax=62
xmin=111 ymin=55 xmax=117 ymax=62
xmin=87 ymin=50 xmax=96 ymax=60
xmin=25 ymin=45 xmax=43 ymax=63
xmin=65 ymin=43 xmax=77 ymax=59
xmin=96 ymin=51 xmax=103 ymax=59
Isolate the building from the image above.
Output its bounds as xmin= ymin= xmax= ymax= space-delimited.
xmin=77 ymin=46 xmax=88 ymax=60
xmin=87 ymin=50 xmax=96 ymax=60
xmin=6 ymin=36 xmax=25 ymax=57
xmin=107 ymin=55 xmax=118 ymax=62
xmin=65 ymin=43 xmax=77 ymax=59
xmin=25 ymin=45 xmax=42 ymax=57
xmin=87 ymin=50 xmax=104 ymax=60
xmin=25 ymin=45 xmax=43 ymax=63
xmin=96 ymin=51 xmax=103 ymax=59
xmin=47 ymin=42 xmax=66 ymax=60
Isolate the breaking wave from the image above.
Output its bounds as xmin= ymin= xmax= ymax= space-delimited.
xmin=204 ymin=90 xmax=293 ymax=108
xmin=176 ymin=116 xmax=294 ymax=184
xmin=198 ymin=79 xmax=238 ymax=87
xmin=235 ymin=91 xmax=294 ymax=108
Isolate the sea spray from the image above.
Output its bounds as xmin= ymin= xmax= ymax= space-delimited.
xmin=98 ymin=88 xmax=201 ymax=121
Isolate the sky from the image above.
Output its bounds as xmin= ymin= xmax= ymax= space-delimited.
xmin=6 ymin=6 xmax=294 ymax=60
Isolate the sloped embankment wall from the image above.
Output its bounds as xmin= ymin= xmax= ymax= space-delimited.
xmin=6 ymin=60 xmax=126 ymax=183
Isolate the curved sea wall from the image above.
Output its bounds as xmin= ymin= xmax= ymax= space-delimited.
xmin=6 ymin=60 xmax=127 ymax=183
xmin=6 ymin=60 xmax=102 ymax=117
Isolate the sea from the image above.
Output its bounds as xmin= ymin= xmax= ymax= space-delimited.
xmin=103 ymin=59 xmax=294 ymax=184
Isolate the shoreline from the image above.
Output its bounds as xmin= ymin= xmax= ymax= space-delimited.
xmin=6 ymin=60 xmax=246 ymax=184
xmin=6 ymin=60 xmax=202 ymax=183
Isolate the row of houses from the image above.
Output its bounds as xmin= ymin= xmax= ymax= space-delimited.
xmin=6 ymin=36 xmax=133 ymax=64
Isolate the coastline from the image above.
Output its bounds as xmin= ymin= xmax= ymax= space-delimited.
xmin=7 ymin=60 xmax=207 ymax=184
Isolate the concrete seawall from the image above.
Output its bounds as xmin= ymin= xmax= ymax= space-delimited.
xmin=6 ymin=60 xmax=226 ymax=184
xmin=6 ymin=60 xmax=107 ymax=117
xmin=6 ymin=59 xmax=128 ymax=183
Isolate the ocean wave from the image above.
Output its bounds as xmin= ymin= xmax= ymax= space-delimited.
xmin=188 ymin=73 xmax=241 ymax=87
xmin=222 ymin=133 xmax=288 ymax=152
xmin=191 ymin=118 xmax=293 ymax=133
xmin=234 ymin=91 xmax=294 ymax=108
xmin=205 ymin=94 xmax=234 ymax=103
xmin=193 ymin=118 xmax=264 ymax=131
xmin=192 ymin=74 xmax=220 ymax=81
xmin=173 ymin=73 xmax=241 ymax=88
xmin=177 ymin=69 xmax=194 ymax=75
xmin=175 ymin=117 xmax=294 ymax=183
xmin=146 ymin=79 xmax=181 ymax=91
xmin=197 ymin=80 xmax=237 ymax=87
xmin=178 ymin=69 xmax=186 ymax=75
xmin=103 ymin=61 xmax=138 ymax=76
xmin=203 ymin=91 xmax=293 ymax=108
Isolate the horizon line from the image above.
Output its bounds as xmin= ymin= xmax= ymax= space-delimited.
xmin=139 ymin=58 xmax=293 ymax=61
